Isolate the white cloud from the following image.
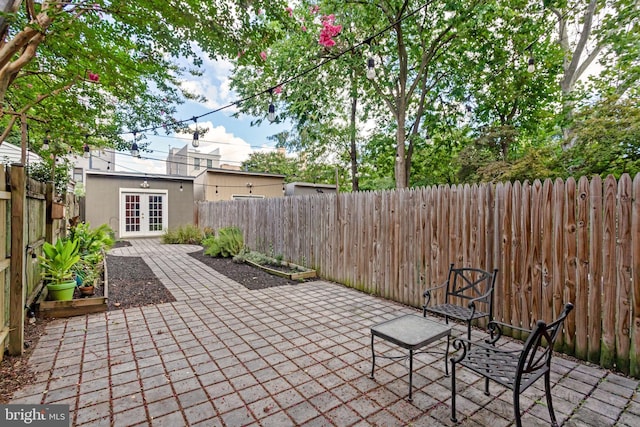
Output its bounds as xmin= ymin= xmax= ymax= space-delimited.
xmin=181 ymin=56 xmax=240 ymax=113
xmin=187 ymin=120 xmax=254 ymax=166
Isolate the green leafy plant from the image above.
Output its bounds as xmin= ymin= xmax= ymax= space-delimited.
xmin=162 ymin=224 xmax=205 ymax=244
xmin=39 ymin=238 xmax=81 ymax=285
xmin=69 ymin=223 xmax=115 ymax=257
xmin=203 ymin=226 xmax=244 ymax=258
xmin=68 ymin=223 xmax=114 ymax=289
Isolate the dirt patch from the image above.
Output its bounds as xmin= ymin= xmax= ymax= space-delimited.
xmin=0 ymin=316 xmax=50 ymax=404
xmin=187 ymin=249 xmax=318 ymax=290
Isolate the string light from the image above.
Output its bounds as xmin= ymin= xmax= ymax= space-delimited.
xmin=179 ymin=182 xmax=183 ymax=191
xmin=268 ymin=103 xmax=276 ymax=122
xmin=43 ymin=130 xmax=50 ymax=150
xmin=527 ymin=56 xmax=535 ymax=73
xmin=267 ymin=88 xmax=276 ymax=123
xmin=192 ymin=117 xmax=199 ymax=148
xmin=131 ymin=131 xmax=140 ymax=157
xmin=367 ymin=57 xmax=376 ymax=80
xmin=38 ymin=3 xmax=433 ymax=145
xmin=83 ymin=137 xmax=90 ymax=159
xmin=107 ymin=161 xmax=111 ymax=170
xmin=526 ymin=42 xmax=535 ymax=73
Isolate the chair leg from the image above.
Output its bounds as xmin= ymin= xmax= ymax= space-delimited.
xmin=513 ymin=388 xmax=522 ymax=427
xmin=544 ymin=371 xmax=559 ymax=427
xmin=370 ymin=334 xmax=376 ymax=379
xmin=444 ymin=334 xmax=451 ymax=376
xmin=450 ymin=359 xmax=458 ymax=423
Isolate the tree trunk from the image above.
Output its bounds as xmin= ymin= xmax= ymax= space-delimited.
xmin=349 ymin=75 xmax=359 ymax=192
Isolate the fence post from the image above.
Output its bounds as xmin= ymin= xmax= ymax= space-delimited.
xmin=45 ymin=182 xmax=55 ymax=244
xmin=9 ymin=164 xmax=25 ymax=356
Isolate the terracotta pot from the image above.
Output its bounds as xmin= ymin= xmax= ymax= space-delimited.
xmin=79 ymin=285 xmax=95 ymax=296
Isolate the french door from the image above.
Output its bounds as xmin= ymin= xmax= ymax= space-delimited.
xmin=119 ymin=190 xmax=168 ymax=237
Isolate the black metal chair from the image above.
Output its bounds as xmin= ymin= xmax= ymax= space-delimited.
xmin=450 ymin=303 xmax=574 ymax=427
xmin=422 ymin=264 xmax=497 ymax=374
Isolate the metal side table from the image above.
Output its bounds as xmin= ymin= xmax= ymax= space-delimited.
xmin=370 ymin=314 xmax=451 ymax=401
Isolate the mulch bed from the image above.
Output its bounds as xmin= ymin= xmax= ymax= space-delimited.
xmin=187 ymin=249 xmax=318 ymax=290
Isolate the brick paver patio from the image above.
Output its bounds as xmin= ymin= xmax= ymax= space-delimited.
xmin=10 ymin=239 xmax=640 ymax=426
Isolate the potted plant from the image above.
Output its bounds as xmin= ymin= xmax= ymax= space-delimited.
xmin=39 ymin=238 xmax=81 ymax=301
xmin=75 ymin=259 xmax=102 ymax=297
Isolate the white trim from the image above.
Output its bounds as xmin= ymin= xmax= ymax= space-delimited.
xmin=232 ymin=194 xmax=265 ymax=200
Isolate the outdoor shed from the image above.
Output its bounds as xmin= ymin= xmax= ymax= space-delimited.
xmin=194 ymin=168 xmax=285 ymax=201
xmin=84 ymin=171 xmax=194 ymax=239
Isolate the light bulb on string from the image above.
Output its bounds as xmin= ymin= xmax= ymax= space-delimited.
xmin=179 ymin=183 xmax=183 ymax=192
xmin=192 ymin=117 xmax=199 ymax=148
xmin=268 ymin=103 xmax=276 ymax=122
xmin=366 ymin=57 xmax=376 ymax=79
xmin=83 ymin=136 xmax=90 ymax=159
xmin=131 ymin=131 xmax=139 ymax=157
xmin=525 ymin=42 xmax=535 ymax=73
xmin=107 ymin=161 xmax=111 ymax=171
xmin=43 ymin=130 xmax=50 ymax=151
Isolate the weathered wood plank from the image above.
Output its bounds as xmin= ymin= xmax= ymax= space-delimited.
xmin=575 ymin=176 xmax=590 ymax=359
xmin=553 ymin=178 xmax=566 ymax=350
xmin=601 ymin=175 xmax=618 ymax=368
xmin=588 ymin=175 xmax=603 ymax=363
xmin=564 ymin=178 xmax=577 ymax=354
xmin=615 ymin=174 xmax=632 ymax=374
xmin=630 ymin=174 xmax=640 ymax=377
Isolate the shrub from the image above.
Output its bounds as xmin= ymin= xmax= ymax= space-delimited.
xmin=162 ymin=224 xmax=204 ymax=244
xmin=203 ymin=226 xmax=244 ymax=257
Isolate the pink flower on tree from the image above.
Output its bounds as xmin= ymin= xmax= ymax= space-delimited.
xmin=301 ymin=25 xmax=307 ymax=32
xmin=318 ymin=15 xmax=341 ymax=47
xmin=88 ymin=72 xmax=100 ymax=82
xmin=273 ymin=85 xmax=282 ymax=94
xmin=260 ymin=51 xmax=267 ymax=61
xmin=310 ymin=5 xmax=320 ymax=14
xmin=285 ymin=6 xmax=293 ymax=17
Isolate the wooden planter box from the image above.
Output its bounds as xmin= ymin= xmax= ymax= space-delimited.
xmin=37 ymin=262 xmax=108 ymax=318
xmin=51 ymin=202 xmax=65 ymax=219
xmin=245 ymin=259 xmax=316 ymax=280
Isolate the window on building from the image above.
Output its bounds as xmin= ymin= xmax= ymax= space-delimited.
xmin=73 ymin=168 xmax=83 ymax=182
xmin=194 ymin=158 xmax=200 ymax=170
xmin=207 ymin=159 xmax=213 ymax=168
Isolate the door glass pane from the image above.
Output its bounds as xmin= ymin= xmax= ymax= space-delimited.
xmin=125 ymin=195 xmax=140 ymax=232
xmin=148 ymin=195 xmax=164 ymax=231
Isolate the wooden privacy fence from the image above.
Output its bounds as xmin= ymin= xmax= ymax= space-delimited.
xmin=197 ymin=173 xmax=640 ymax=377
xmin=0 ymin=164 xmax=75 ymax=360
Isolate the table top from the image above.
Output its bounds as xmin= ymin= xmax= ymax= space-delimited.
xmin=371 ymin=314 xmax=451 ymax=350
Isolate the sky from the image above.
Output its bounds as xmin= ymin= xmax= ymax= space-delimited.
xmin=114 ymin=54 xmax=287 ymax=175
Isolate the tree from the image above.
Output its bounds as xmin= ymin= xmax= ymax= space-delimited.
xmin=0 ymin=0 xmax=289 ymax=159
xmin=548 ymin=0 xmax=640 ymax=139
xmin=241 ymin=150 xmax=300 ymax=179
xmin=559 ymin=96 xmax=640 ymax=178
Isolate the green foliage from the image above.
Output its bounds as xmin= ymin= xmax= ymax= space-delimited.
xmin=26 ymin=161 xmax=71 ymax=196
xmin=39 ymin=238 xmax=81 ymax=284
xmin=203 ymin=227 xmax=244 ymax=258
xmin=68 ymin=223 xmax=114 ymax=287
xmin=1 ymin=1 xmax=290 ymax=158
xmin=560 ymin=97 xmax=640 ymax=178
xmin=162 ymin=224 xmax=205 ymax=244
xmin=242 ymin=151 xmax=299 ymax=178
xmin=69 ymin=223 xmax=115 ymax=258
